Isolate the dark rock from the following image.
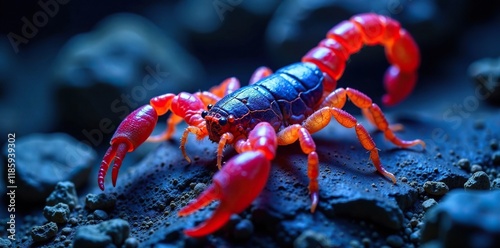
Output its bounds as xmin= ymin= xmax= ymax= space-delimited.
xmin=457 ymin=158 xmax=470 ymax=171
xmin=73 ymin=219 xmax=130 ymax=248
xmin=93 ymin=210 xmax=109 ymax=220
xmin=124 ymin=237 xmax=140 ymax=248
xmin=233 ymin=219 xmax=254 ymax=241
xmin=421 ymin=190 xmax=500 ymax=248
xmin=3 ymin=133 xmax=94 ymax=204
xmin=85 ymin=193 xmax=117 ymax=210
xmin=422 ymin=199 xmax=438 ymax=211
xmin=423 ymin=181 xmax=449 ymax=196
xmin=46 ymin=181 xmax=79 ymax=210
xmin=409 ymin=230 xmax=420 ymax=243
xmin=491 ymin=178 xmax=500 ymax=190
xmin=492 ymin=151 xmax=500 ymax=165
xmin=43 ymin=203 xmax=70 ymax=224
xmin=53 ymin=13 xmax=204 ymax=135
xmin=293 ymin=230 xmax=332 ymax=248
xmin=470 ymin=164 xmax=483 ymax=173
xmin=31 ymin=222 xmax=58 ymax=243
xmin=468 ymin=57 xmax=500 ymax=105
xmin=386 ymin=234 xmax=404 ymax=248
xmin=464 ymin=171 xmax=490 ymax=190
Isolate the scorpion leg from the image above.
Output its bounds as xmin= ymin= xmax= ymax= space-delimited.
xmin=179 ymin=122 xmax=277 ymax=237
xmin=344 ymin=88 xmax=425 ymax=148
xmin=209 ymin=77 xmax=241 ymax=97
xmin=276 ymin=125 xmax=320 ymax=213
xmin=303 ymin=107 xmax=397 ymax=184
xmin=320 ymin=87 xmax=424 ymax=148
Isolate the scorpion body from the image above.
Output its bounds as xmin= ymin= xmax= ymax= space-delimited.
xmin=97 ymin=13 xmax=426 ymax=237
xmin=206 ymin=62 xmax=323 ymax=142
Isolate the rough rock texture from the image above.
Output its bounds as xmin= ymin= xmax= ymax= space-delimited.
xmin=83 ymin=111 xmax=480 ymax=247
xmin=468 ymin=57 xmax=500 ymax=105
xmin=43 ymin=203 xmax=71 ymax=224
xmin=464 ymin=171 xmax=491 ymax=190
xmin=1 ymin=133 xmax=95 ymax=203
xmin=31 ymin=222 xmax=58 ymax=243
xmin=421 ymin=190 xmax=500 ymax=248
xmin=73 ymin=219 xmax=130 ymax=248
xmin=46 ymin=181 xmax=79 ymax=210
xmin=85 ymin=193 xmax=117 ymax=210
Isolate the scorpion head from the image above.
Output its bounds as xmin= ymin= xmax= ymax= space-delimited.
xmin=201 ymin=104 xmax=238 ymax=143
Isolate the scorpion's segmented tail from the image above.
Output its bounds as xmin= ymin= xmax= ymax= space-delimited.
xmin=302 ymin=13 xmax=419 ymax=106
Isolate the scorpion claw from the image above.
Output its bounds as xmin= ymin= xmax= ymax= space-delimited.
xmin=98 ymin=105 xmax=158 ymax=190
xmin=179 ymin=151 xmax=271 ymax=237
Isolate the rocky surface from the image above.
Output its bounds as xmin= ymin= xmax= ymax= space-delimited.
xmin=73 ymin=219 xmax=130 ymax=248
xmin=1 ymin=133 xmax=95 ymax=204
xmin=5 ymin=108 xmax=498 ymax=247
xmin=421 ymin=190 xmax=500 ymax=248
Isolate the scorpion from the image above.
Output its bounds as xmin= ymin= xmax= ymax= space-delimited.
xmin=98 ymin=13 xmax=426 ymax=237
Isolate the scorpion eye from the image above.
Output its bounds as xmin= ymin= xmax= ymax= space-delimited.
xmin=207 ymin=104 xmax=213 ymax=110
xmin=218 ymin=117 xmax=227 ymax=126
xmin=201 ymin=110 xmax=208 ymax=118
xmin=228 ymin=115 xmax=235 ymax=123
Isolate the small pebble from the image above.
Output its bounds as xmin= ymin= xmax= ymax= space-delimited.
xmin=93 ymin=210 xmax=109 ymax=220
xmin=490 ymin=139 xmax=499 ymax=150
xmin=386 ymin=235 xmax=404 ymax=247
xmin=233 ymin=219 xmax=254 ymax=240
xmin=85 ymin=193 xmax=117 ymax=210
xmin=491 ymin=178 xmax=500 ymax=190
xmin=410 ymin=230 xmax=420 ymax=242
xmin=423 ymin=181 xmax=449 ymax=196
xmin=193 ymin=183 xmax=206 ymax=194
xmin=422 ymin=199 xmax=438 ymax=211
xmin=464 ymin=171 xmax=490 ymax=190
xmin=362 ymin=237 xmax=371 ymax=247
xmin=470 ymin=164 xmax=483 ymax=173
xmin=492 ymin=151 xmax=500 ymax=165
xmin=61 ymin=227 xmax=72 ymax=235
xmin=124 ymin=237 xmax=139 ymax=248
xmin=457 ymin=158 xmax=470 ymax=171
xmin=294 ymin=230 xmax=332 ymax=248
xmin=31 ymin=222 xmax=58 ymax=243
xmin=43 ymin=203 xmax=70 ymax=223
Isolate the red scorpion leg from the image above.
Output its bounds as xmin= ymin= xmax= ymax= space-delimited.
xmin=276 ymin=125 xmax=320 ymax=212
xmin=321 ymin=87 xmax=425 ymax=149
xmin=179 ymin=122 xmax=277 ymax=237
xmin=303 ymin=106 xmax=398 ymax=183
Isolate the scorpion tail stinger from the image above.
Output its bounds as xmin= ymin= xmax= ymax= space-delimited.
xmin=179 ymin=151 xmax=271 ymax=237
xmin=98 ymin=105 xmax=159 ymax=190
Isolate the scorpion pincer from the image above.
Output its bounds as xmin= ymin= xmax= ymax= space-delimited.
xmin=97 ymin=13 xmax=426 ymax=237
